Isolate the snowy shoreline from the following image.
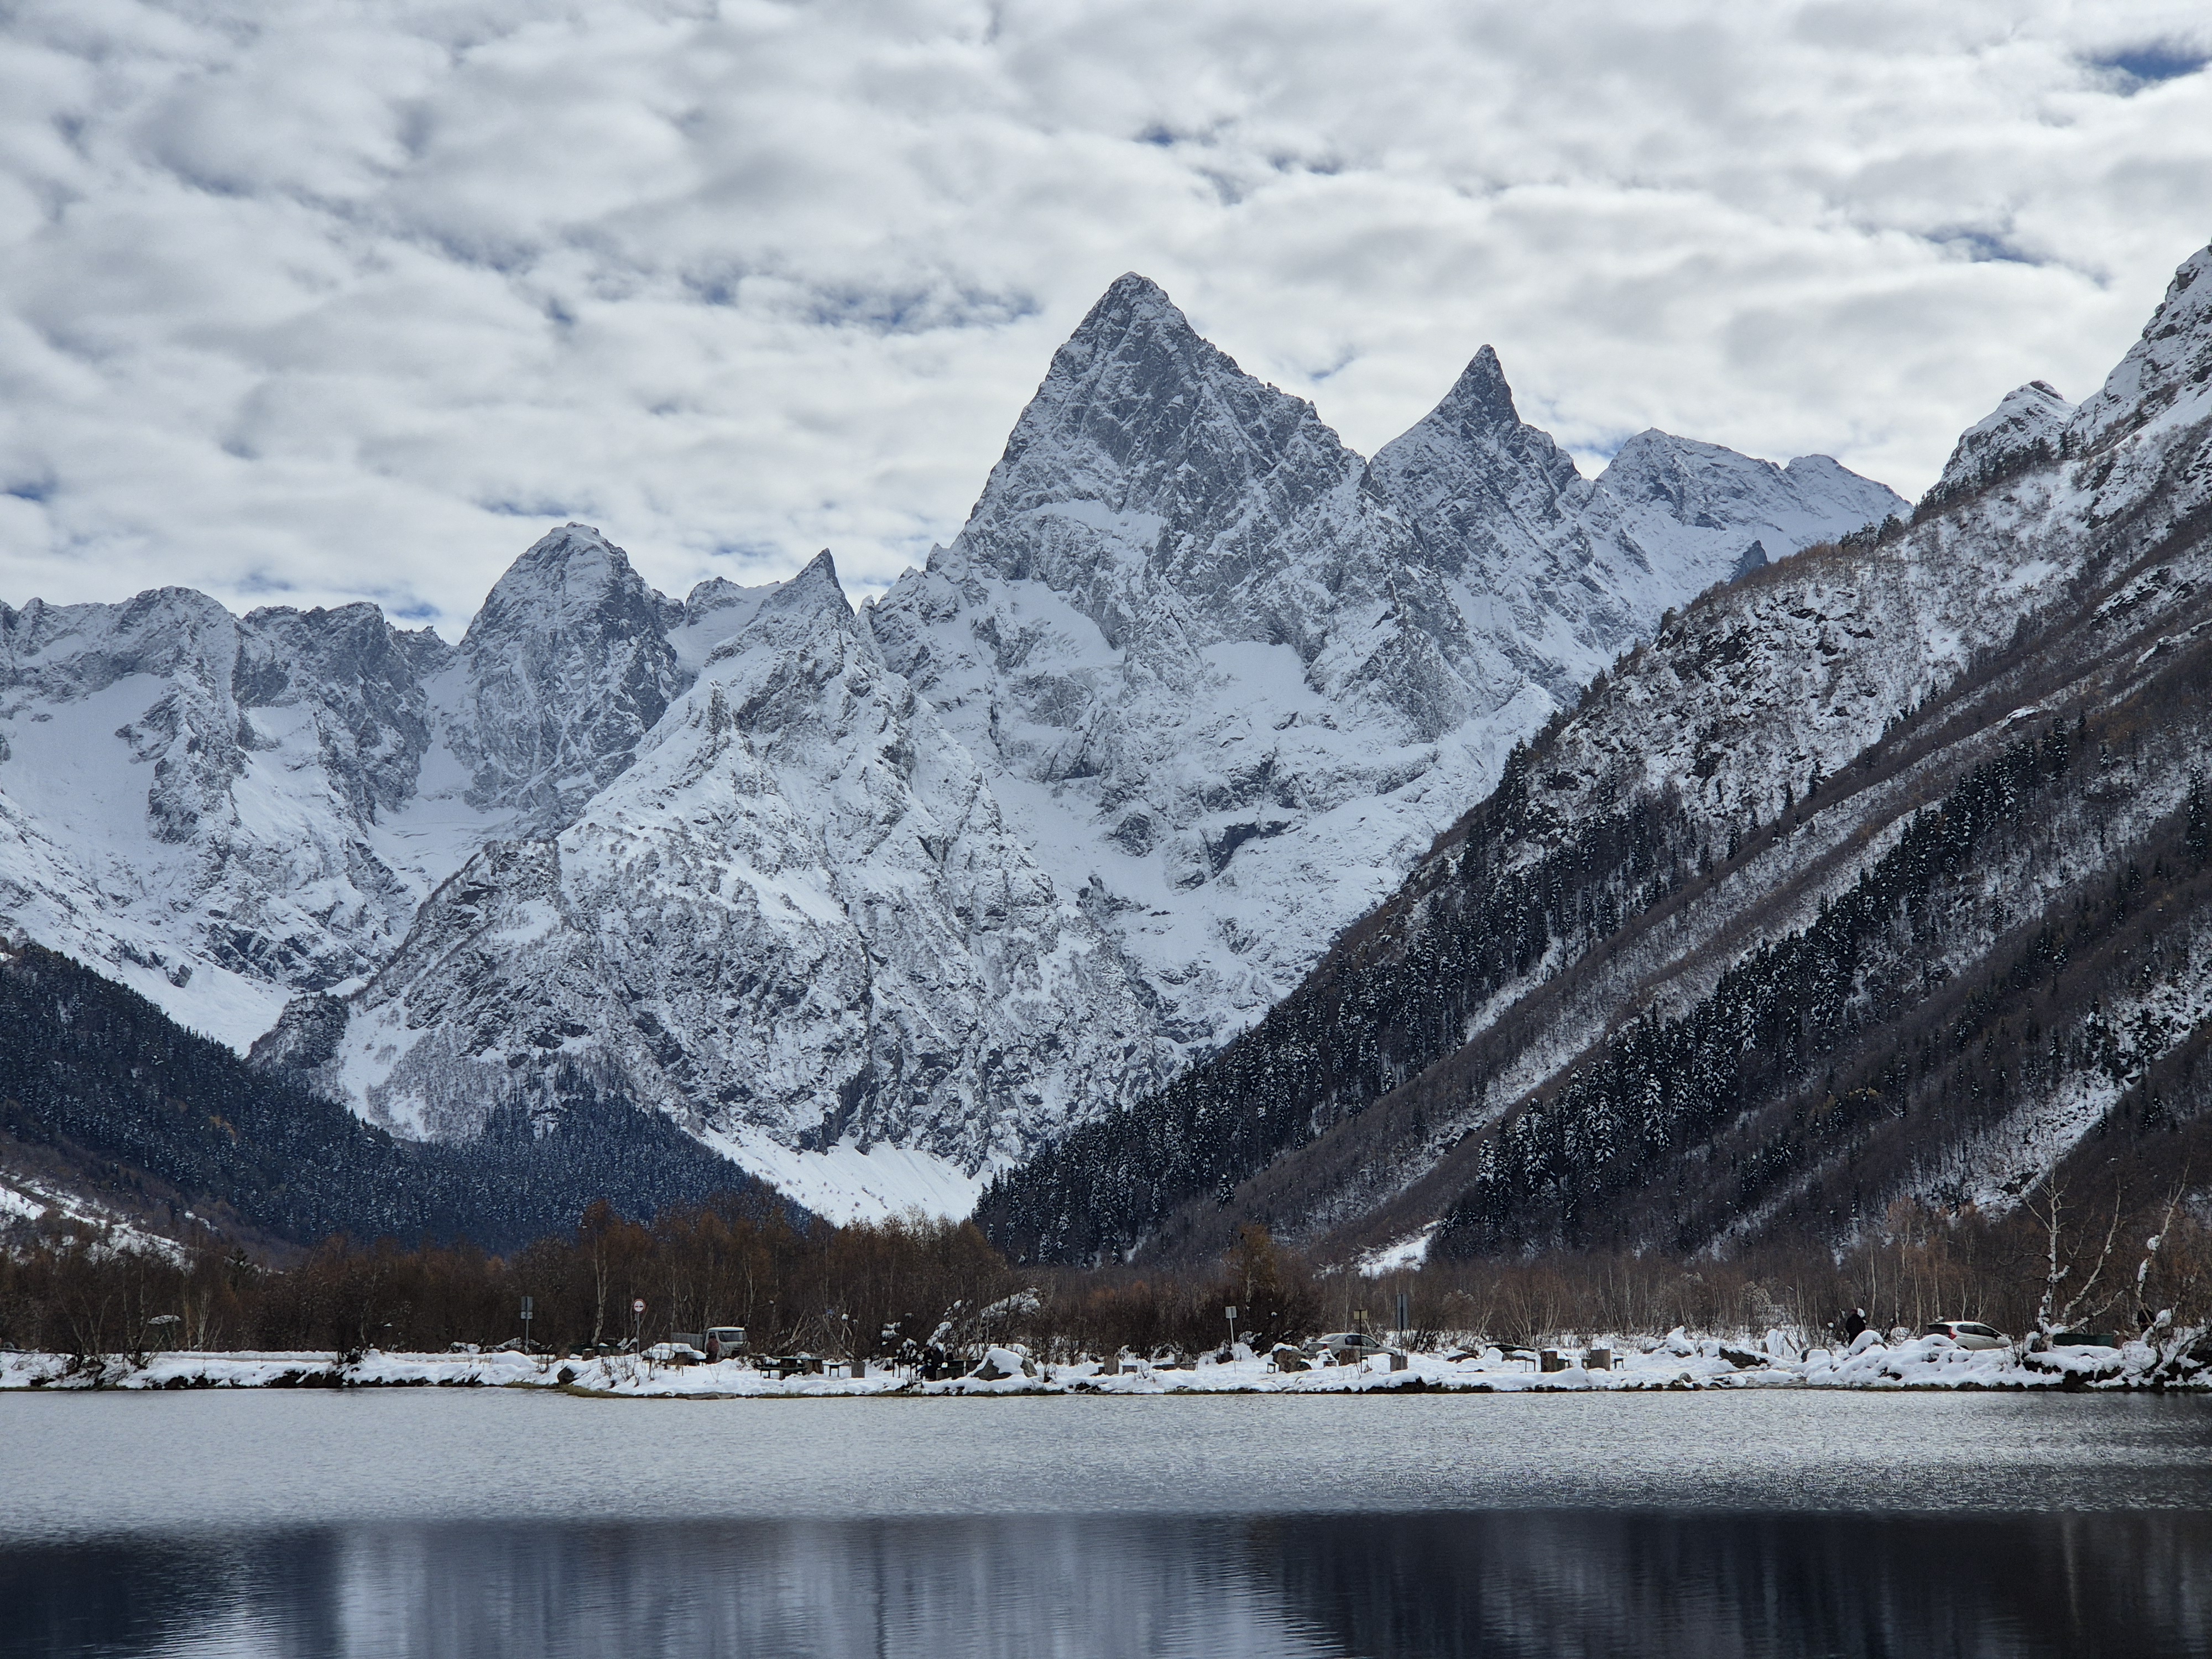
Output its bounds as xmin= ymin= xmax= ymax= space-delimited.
xmin=3 ymin=1334 xmax=2201 ymax=1395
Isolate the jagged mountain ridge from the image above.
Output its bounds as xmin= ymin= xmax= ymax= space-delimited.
xmin=865 ymin=274 xmax=1902 ymax=1060
xmin=976 ymin=242 xmax=2212 ymax=1267
xmin=3 ymin=276 xmax=1900 ymax=1223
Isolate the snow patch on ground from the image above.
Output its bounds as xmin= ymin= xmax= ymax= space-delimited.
xmin=5 ymin=1332 xmax=2197 ymax=1394
xmin=0 ymin=1169 xmax=187 ymax=1262
xmin=699 ymin=1126 xmax=991 ymax=1224
xmin=1356 ymin=1223 xmax=1440 ymax=1276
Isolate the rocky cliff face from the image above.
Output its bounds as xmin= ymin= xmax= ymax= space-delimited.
xmin=3 ymin=276 xmax=1901 ymax=1222
xmin=867 ymin=275 xmax=1902 ymax=1062
xmin=448 ymin=524 xmax=692 ymax=827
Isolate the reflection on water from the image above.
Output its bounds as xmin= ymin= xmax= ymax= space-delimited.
xmin=5 ymin=1510 xmax=2208 ymax=1659
xmin=6 ymin=1395 xmax=2209 ymax=1657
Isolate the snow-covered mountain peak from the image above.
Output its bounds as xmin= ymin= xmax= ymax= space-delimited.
xmin=1594 ymin=434 xmax=1900 ymax=549
xmin=486 ymin=521 xmax=616 ymax=588
xmin=282 ymin=524 xmax=1167 ymax=1208
xmin=1932 ymin=382 xmax=2074 ymax=500
xmin=669 ymin=576 xmax=781 ymax=673
xmin=450 ymin=524 xmax=690 ymax=827
xmin=1428 ymin=346 xmax=1525 ymax=429
xmin=724 ymin=548 xmax=852 ymax=645
xmin=2069 ymin=242 xmax=2212 ymax=456
xmin=1365 ymin=348 xmax=1589 ymax=580
xmin=1599 ymin=429 xmax=1750 ymax=498
xmin=699 ymin=553 xmax=854 ymax=655
xmin=1 ymin=586 xmax=238 ymax=707
xmin=3 ymin=269 xmax=1920 ymax=1224
xmin=1055 ymin=271 xmax=1198 ymax=368
xmin=960 ymin=273 xmax=1361 ymax=594
xmin=234 ymin=601 xmax=442 ymax=823
xmin=696 ymin=552 xmax=868 ymax=724
xmin=1076 ymin=270 xmax=1181 ymax=337
xmin=0 ymin=583 xmax=494 ymax=1047
xmin=866 ymin=288 xmax=1902 ymax=1073
xmin=2057 ymin=242 xmax=2212 ymax=536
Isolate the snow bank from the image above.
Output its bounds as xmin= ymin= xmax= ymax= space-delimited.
xmin=2 ymin=1334 xmax=2200 ymax=1395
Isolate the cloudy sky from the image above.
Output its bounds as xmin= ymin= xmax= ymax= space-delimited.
xmin=2 ymin=1 xmax=2209 ymax=632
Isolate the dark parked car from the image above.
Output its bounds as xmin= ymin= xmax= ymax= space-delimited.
xmin=1305 ymin=1332 xmax=1397 ymax=1364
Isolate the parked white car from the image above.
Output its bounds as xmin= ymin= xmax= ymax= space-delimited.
xmin=1923 ymin=1321 xmax=2009 ymax=1350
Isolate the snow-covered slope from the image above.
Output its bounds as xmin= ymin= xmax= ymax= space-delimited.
xmin=868 ymin=275 xmax=1902 ymax=1060
xmin=1928 ymin=380 xmax=2074 ymax=502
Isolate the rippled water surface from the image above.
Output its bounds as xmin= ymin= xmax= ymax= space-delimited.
xmin=3 ymin=1392 xmax=2208 ymax=1656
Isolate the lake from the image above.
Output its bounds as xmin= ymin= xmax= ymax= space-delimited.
xmin=2 ymin=1391 xmax=2208 ymax=1656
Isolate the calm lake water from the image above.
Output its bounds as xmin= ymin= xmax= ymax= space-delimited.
xmin=2 ymin=1391 xmax=2208 ymax=1657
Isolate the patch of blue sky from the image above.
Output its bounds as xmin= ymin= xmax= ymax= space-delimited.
xmin=1927 ymin=227 xmax=2043 ymax=266
xmin=802 ymin=283 xmax=1037 ymax=336
xmin=1568 ymin=429 xmax=1644 ymax=473
xmin=684 ymin=273 xmax=742 ymax=307
xmin=2088 ymin=43 xmax=2210 ymax=91
xmin=479 ymin=498 xmax=583 ymax=520
xmin=411 ymin=225 xmax=541 ymax=278
xmin=700 ymin=538 xmax=787 ymax=565
xmin=1301 ymin=349 xmax=1359 ymax=384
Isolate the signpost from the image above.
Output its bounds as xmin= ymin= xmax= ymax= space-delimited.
xmin=1224 ymin=1305 xmax=1239 ymax=1350
xmin=632 ymin=1297 xmax=646 ymax=1349
xmin=520 ymin=1295 xmax=534 ymax=1353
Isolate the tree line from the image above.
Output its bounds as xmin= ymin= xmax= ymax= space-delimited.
xmin=8 ymin=1182 xmax=2202 ymax=1364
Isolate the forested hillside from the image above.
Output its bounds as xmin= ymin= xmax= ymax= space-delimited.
xmin=0 ymin=941 xmax=788 ymax=1254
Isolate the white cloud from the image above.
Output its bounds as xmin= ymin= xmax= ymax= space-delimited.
xmin=1 ymin=0 xmax=2208 ymax=629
